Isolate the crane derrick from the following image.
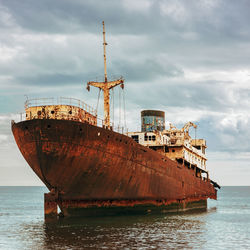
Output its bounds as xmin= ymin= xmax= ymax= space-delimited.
xmin=181 ymin=121 xmax=197 ymax=134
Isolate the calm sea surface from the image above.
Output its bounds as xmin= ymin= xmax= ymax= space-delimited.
xmin=0 ymin=186 xmax=250 ymax=249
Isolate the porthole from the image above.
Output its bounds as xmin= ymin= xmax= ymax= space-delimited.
xmin=69 ymin=111 xmax=72 ymax=115
xmin=51 ymin=110 xmax=55 ymax=114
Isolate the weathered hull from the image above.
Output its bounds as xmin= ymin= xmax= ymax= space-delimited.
xmin=12 ymin=119 xmax=217 ymax=217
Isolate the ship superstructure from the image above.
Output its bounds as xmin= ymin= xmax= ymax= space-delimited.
xmin=128 ymin=110 xmax=208 ymax=178
xmin=11 ymin=22 xmax=219 ymax=219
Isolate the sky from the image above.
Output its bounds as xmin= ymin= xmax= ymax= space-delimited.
xmin=1 ymin=0 xmax=250 ymax=186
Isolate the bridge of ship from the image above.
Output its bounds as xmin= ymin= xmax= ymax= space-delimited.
xmin=127 ymin=130 xmax=209 ymax=180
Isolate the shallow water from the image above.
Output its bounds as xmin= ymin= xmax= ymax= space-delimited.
xmin=0 ymin=186 xmax=250 ymax=249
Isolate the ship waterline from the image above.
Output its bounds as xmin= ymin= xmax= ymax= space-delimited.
xmin=12 ymin=118 xmax=217 ymax=217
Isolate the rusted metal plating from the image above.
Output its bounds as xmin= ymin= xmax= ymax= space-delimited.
xmin=24 ymin=97 xmax=97 ymax=125
xmin=12 ymin=119 xmax=217 ymax=218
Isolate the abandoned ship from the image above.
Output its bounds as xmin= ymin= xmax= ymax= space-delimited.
xmin=11 ymin=22 xmax=220 ymax=218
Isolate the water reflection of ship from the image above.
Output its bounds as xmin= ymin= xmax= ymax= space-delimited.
xmin=11 ymin=21 xmax=220 ymax=219
xmin=43 ymin=211 xmax=213 ymax=249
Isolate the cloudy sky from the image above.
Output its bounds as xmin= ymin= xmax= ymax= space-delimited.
xmin=1 ymin=0 xmax=250 ymax=186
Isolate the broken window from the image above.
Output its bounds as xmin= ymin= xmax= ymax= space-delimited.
xmin=131 ymin=135 xmax=139 ymax=143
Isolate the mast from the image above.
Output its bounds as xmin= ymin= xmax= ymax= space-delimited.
xmin=87 ymin=21 xmax=124 ymax=129
xmin=103 ymin=21 xmax=108 ymax=83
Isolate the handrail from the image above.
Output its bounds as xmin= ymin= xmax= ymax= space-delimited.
xmin=25 ymin=97 xmax=97 ymax=116
xmin=96 ymin=117 xmax=128 ymax=134
xmin=17 ymin=107 xmax=127 ymax=135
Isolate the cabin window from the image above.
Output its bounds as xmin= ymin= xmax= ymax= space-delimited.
xmin=131 ymin=135 xmax=139 ymax=143
xmin=152 ymin=135 xmax=156 ymax=141
xmin=172 ymin=149 xmax=175 ymax=152
xmin=69 ymin=111 xmax=72 ymax=114
xmin=144 ymin=135 xmax=148 ymax=141
xmin=51 ymin=110 xmax=55 ymax=114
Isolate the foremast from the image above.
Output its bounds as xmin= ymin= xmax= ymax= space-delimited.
xmin=87 ymin=21 xmax=124 ymax=129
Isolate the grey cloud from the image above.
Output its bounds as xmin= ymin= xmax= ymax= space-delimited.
xmin=124 ymin=79 xmax=235 ymax=113
xmin=113 ymin=58 xmax=184 ymax=82
xmin=1 ymin=0 xmax=250 ymax=40
xmin=2 ymin=0 xmax=250 ymax=185
xmin=18 ymin=73 xmax=84 ymax=86
xmin=1 ymin=0 xmax=250 ymax=153
xmin=196 ymin=114 xmax=250 ymax=153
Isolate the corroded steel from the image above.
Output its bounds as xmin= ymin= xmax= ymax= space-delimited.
xmin=141 ymin=110 xmax=165 ymax=132
xmin=56 ymin=197 xmax=208 ymax=216
xmin=128 ymin=121 xmax=207 ymax=170
xmin=26 ymin=105 xmax=97 ymax=125
xmin=86 ymin=21 xmax=124 ymax=129
xmin=87 ymin=79 xmax=124 ymax=128
xmin=102 ymin=21 xmax=108 ymax=82
xmin=11 ymin=21 xmax=218 ymax=218
xmin=12 ymin=119 xmax=217 ymax=217
xmin=141 ymin=110 xmax=165 ymax=117
xmin=44 ymin=193 xmax=57 ymax=219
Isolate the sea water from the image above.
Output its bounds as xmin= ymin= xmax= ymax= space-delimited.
xmin=0 ymin=186 xmax=250 ymax=249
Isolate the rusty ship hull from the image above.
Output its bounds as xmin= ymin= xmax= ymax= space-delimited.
xmin=12 ymin=118 xmax=217 ymax=217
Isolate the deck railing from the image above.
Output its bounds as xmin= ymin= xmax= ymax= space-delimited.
xmin=96 ymin=117 xmax=128 ymax=134
xmin=24 ymin=97 xmax=97 ymax=116
xmin=16 ymin=99 xmax=128 ymax=135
